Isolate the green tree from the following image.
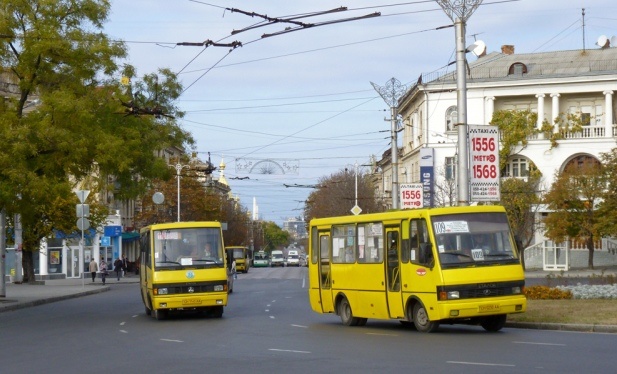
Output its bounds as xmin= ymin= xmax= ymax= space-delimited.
xmin=304 ymin=167 xmax=383 ymax=222
xmin=597 ymin=149 xmax=617 ymax=236
xmin=262 ymin=221 xmax=290 ymax=251
xmin=0 ymin=1 xmax=192 ymax=282
xmin=543 ymin=160 xmax=606 ymax=269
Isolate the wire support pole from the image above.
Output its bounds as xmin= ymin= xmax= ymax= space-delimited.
xmin=170 ymin=163 xmax=191 ymax=222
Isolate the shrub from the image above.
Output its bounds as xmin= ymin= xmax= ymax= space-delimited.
xmin=524 ymin=285 xmax=573 ymax=300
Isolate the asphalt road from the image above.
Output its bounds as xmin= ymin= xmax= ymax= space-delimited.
xmin=0 ymin=266 xmax=614 ymax=374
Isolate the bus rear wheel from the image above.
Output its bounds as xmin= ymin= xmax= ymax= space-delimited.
xmin=338 ymin=297 xmax=361 ymax=326
xmin=412 ymin=303 xmax=439 ymax=333
xmin=480 ymin=315 xmax=507 ymax=332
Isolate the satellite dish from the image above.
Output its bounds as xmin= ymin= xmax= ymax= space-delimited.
xmin=597 ymin=35 xmax=609 ymax=48
xmin=466 ymin=40 xmax=486 ymax=57
xmin=152 ymin=192 xmax=164 ymax=205
xmin=611 ymin=36 xmax=617 ymax=48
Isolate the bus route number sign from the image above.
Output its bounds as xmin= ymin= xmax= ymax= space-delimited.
xmin=400 ymin=183 xmax=423 ymax=209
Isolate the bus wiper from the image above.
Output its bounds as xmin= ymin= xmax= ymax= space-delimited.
xmin=484 ymin=253 xmax=513 ymax=258
xmin=441 ymin=251 xmax=472 ymax=259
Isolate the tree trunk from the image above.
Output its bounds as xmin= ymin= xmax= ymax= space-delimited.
xmin=22 ymin=250 xmax=36 ymax=283
xmin=587 ymin=236 xmax=595 ymax=270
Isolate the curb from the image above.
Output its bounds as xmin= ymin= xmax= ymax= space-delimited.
xmin=506 ymin=321 xmax=617 ymax=333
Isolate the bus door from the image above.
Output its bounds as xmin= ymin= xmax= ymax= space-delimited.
xmin=318 ymin=233 xmax=334 ymax=313
xmin=385 ymin=227 xmax=404 ymax=318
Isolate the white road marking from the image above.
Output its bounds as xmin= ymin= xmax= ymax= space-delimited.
xmin=291 ymin=324 xmax=308 ymax=328
xmin=270 ymin=316 xmax=275 ymax=319
xmin=120 ymin=322 xmax=126 ymax=326
xmin=160 ymin=339 xmax=183 ymax=343
xmin=132 ymin=315 xmax=138 ymax=318
xmin=265 ymin=309 xmax=270 ymax=312
xmin=513 ymin=341 xmax=566 ymax=346
xmin=447 ymin=361 xmax=515 ymax=367
xmin=269 ymin=349 xmax=311 ymax=354
xmin=119 ymin=330 xmax=128 ymax=334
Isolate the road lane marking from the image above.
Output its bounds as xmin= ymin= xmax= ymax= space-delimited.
xmin=270 ymin=316 xmax=275 ymax=319
xmin=119 ymin=330 xmax=128 ymax=334
xmin=513 ymin=341 xmax=566 ymax=346
xmin=291 ymin=324 xmax=308 ymax=328
xmin=120 ymin=322 xmax=126 ymax=326
xmin=448 ymin=361 xmax=515 ymax=367
xmin=161 ymin=339 xmax=183 ymax=343
xmin=269 ymin=349 xmax=311 ymax=354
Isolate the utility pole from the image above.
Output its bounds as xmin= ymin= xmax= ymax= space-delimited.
xmin=371 ymin=78 xmax=407 ymax=209
xmin=436 ymin=0 xmax=483 ymax=206
xmin=169 ymin=162 xmax=191 ymax=222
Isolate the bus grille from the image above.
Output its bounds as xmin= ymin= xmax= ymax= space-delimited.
xmin=437 ymin=280 xmax=524 ymax=300
xmin=157 ymin=281 xmax=226 ymax=295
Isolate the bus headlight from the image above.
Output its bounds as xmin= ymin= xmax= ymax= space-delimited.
xmin=512 ymin=286 xmax=522 ymax=294
xmin=213 ymin=285 xmax=224 ymax=292
xmin=438 ymin=290 xmax=460 ymax=300
xmin=155 ymin=287 xmax=168 ymax=295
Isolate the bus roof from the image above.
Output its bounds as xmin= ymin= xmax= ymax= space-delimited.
xmin=140 ymin=221 xmax=222 ymax=233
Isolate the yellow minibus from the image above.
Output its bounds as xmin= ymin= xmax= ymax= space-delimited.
xmin=225 ymin=246 xmax=250 ymax=273
xmin=139 ymin=221 xmax=229 ymax=320
xmin=308 ymin=205 xmax=526 ymax=332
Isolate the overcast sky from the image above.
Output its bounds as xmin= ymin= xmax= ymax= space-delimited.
xmin=103 ymin=0 xmax=617 ymax=225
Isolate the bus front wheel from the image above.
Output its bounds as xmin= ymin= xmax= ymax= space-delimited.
xmin=412 ymin=302 xmax=439 ymax=333
xmin=153 ymin=308 xmax=167 ymax=320
xmin=338 ymin=297 xmax=363 ymax=326
xmin=480 ymin=315 xmax=507 ymax=332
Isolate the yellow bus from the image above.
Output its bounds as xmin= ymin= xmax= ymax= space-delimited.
xmin=308 ymin=205 xmax=526 ymax=333
xmin=225 ymin=246 xmax=250 ymax=273
xmin=139 ymin=221 xmax=229 ymax=320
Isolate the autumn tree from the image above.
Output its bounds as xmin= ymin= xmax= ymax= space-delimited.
xmin=0 ymin=1 xmax=191 ymax=282
xmin=304 ymin=167 xmax=383 ymax=222
xmin=597 ymin=149 xmax=617 ymax=238
xmin=543 ymin=160 xmax=606 ymax=269
xmin=433 ymin=166 xmax=456 ymax=207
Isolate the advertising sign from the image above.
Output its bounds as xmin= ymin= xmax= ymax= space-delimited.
xmin=419 ymin=148 xmax=434 ymax=207
xmin=400 ymin=183 xmax=423 ymax=209
xmin=469 ymin=125 xmax=500 ymax=201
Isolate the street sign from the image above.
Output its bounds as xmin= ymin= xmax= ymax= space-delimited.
xmin=75 ymin=190 xmax=90 ymax=204
xmin=350 ymin=204 xmax=362 ymax=215
xmin=76 ymin=217 xmax=90 ymax=231
xmin=76 ymin=204 xmax=89 ymax=218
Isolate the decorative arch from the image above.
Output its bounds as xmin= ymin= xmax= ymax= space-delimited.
xmin=508 ymin=62 xmax=528 ymax=75
xmin=561 ymin=154 xmax=601 ymax=173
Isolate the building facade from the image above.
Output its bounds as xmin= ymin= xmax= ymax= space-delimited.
xmin=374 ymin=45 xmax=617 ymax=243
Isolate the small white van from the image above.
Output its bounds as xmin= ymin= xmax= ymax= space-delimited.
xmin=287 ymin=250 xmax=299 ymax=267
xmin=271 ymin=250 xmax=285 ymax=267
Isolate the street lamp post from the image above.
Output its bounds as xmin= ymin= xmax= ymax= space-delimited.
xmin=436 ymin=0 xmax=483 ymax=206
xmin=371 ymin=78 xmax=407 ymax=209
xmin=170 ymin=162 xmax=190 ymax=222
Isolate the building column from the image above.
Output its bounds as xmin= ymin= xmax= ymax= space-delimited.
xmin=536 ymin=94 xmax=545 ymax=129
xmin=486 ymin=96 xmax=495 ymax=124
xmin=550 ymin=93 xmax=560 ymax=133
xmin=604 ymin=90 xmax=614 ymax=137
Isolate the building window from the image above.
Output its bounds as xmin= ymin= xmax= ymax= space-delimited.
xmin=445 ymin=106 xmax=457 ymax=132
xmin=508 ymin=62 xmax=527 ymax=75
xmin=506 ymin=157 xmax=529 ymax=178
xmin=445 ymin=157 xmax=456 ymax=180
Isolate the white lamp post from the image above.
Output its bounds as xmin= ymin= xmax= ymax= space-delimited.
xmin=170 ymin=162 xmax=190 ymax=222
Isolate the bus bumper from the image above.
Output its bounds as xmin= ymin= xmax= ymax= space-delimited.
xmin=152 ymin=293 xmax=228 ymax=310
xmin=434 ymin=295 xmax=527 ymax=320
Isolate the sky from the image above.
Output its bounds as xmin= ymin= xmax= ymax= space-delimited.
xmin=102 ymin=0 xmax=617 ymax=226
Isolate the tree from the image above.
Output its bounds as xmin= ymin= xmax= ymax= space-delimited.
xmin=499 ymin=175 xmax=542 ymax=268
xmin=543 ymin=160 xmax=606 ymax=269
xmin=597 ymin=149 xmax=617 ymax=238
xmin=261 ymin=221 xmax=290 ymax=251
xmin=304 ymin=167 xmax=383 ymax=222
xmin=0 ymin=1 xmax=192 ymax=282
xmin=433 ymin=166 xmax=457 ymax=207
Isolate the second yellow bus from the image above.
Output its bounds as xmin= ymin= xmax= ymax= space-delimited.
xmin=308 ymin=205 xmax=526 ymax=332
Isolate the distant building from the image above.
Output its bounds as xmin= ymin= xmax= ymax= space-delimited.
xmin=283 ymin=218 xmax=307 ymax=240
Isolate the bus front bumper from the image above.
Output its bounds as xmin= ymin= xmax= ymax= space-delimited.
xmin=152 ymin=293 xmax=228 ymax=310
xmin=435 ymin=295 xmax=527 ymax=320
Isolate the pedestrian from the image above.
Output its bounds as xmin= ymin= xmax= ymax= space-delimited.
xmin=100 ymin=257 xmax=108 ymax=285
xmin=114 ymin=257 xmax=123 ymax=281
xmin=122 ymin=255 xmax=128 ymax=274
xmin=231 ymin=258 xmax=237 ymax=279
xmin=89 ymin=258 xmax=98 ymax=282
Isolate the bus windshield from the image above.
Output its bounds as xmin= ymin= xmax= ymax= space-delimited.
xmin=431 ymin=212 xmax=519 ymax=268
xmin=153 ymin=227 xmax=224 ymax=269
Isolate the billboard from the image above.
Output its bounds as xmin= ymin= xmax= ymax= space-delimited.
xmin=469 ymin=125 xmax=500 ymax=201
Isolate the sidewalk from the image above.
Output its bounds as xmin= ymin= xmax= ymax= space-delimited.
xmin=0 ymin=273 xmax=140 ymax=313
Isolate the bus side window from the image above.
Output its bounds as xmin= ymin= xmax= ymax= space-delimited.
xmin=410 ymin=219 xmax=432 ymax=266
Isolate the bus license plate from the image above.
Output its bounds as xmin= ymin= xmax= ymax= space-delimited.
xmin=182 ymin=299 xmax=202 ymax=305
xmin=479 ymin=304 xmax=500 ymax=312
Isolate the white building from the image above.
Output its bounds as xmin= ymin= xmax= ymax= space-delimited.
xmin=372 ymin=44 xmax=617 ymax=251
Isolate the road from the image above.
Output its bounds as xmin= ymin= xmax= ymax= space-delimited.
xmin=0 ymin=266 xmax=614 ymax=373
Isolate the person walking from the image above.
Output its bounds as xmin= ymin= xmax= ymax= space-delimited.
xmin=89 ymin=258 xmax=98 ymax=282
xmin=114 ymin=257 xmax=123 ymax=281
xmin=100 ymin=257 xmax=108 ymax=285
